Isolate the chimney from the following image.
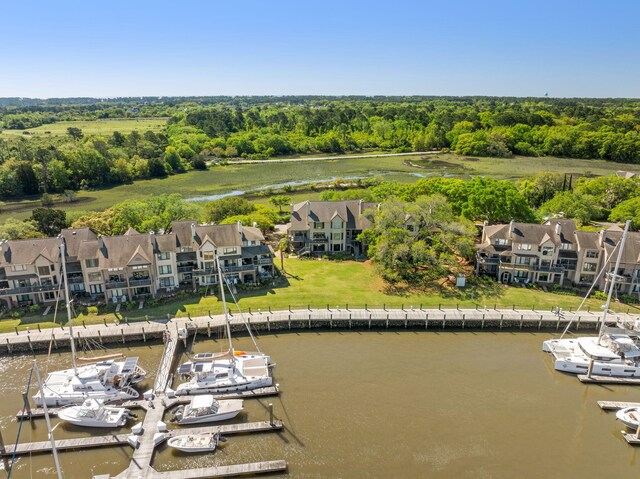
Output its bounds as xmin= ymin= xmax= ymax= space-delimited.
xmin=555 ymin=222 xmax=562 ymax=236
xmin=253 ymin=222 xmax=258 ymax=228
xmin=190 ymin=223 xmax=197 ymax=240
xmin=237 ymin=220 xmax=243 ymax=235
xmin=149 ymin=231 xmax=157 ymax=248
xmin=359 ymin=199 xmax=364 ymax=215
xmin=0 ymin=238 xmax=7 ymax=254
xmin=509 ymin=220 xmax=514 ymax=239
xmin=599 ymin=229 xmax=606 ymax=247
xmin=98 ymin=235 xmax=105 ymax=252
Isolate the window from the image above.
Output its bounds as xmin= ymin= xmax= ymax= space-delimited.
xmin=541 ymin=247 xmax=554 ymax=256
xmin=89 ymin=284 xmax=103 ymax=294
xmin=17 ymin=294 xmax=31 ymax=302
xmin=85 ymin=259 xmax=99 ymax=268
xmin=160 ymin=277 xmax=175 ymax=288
xmin=560 ymin=242 xmax=572 ymax=250
xmin=332 ymin=244 xmax=342 ymax=252
xmin=579 ymin=274 xmax=594 ymax=283
xmin=11 ymin=265 xmax=26 ymax=272
xmin=517 ymin=243 xmax=532 ymax=251
xmin=313 ymin=222 xmax=324 ymax=229
xmin=37 ymin=266 xmax=51 ymax=276
xmin=583 ymin=262 xmax=597 ymax=272
xmin=88 ymin=272 xmax=102 ymax=282
xmin=538 ymin=273 xmax=549 ymax=282
xmin=515 ymin=256 xmax=532 ymax=265
xmin=586 ymin=250 xmax=599 ymax=259
xmin=159 ymin=265 xmax=172 ymax=275
xmin=223 ymin=247 xmax=236 ymax=254
xmin=331 ymin=219 xmax=343 ymax=229
xmin=132 ymin=265 xmax=147 ymax=270
xmin=495 ymin=238 xmax=508 ymax=245
xmin=514 ymin=270 xmax=528 ymax=278
xmin=157 ymin=252 xmax=170 ymax=260
xmin=331 ymin=233 xmax=343 ymax=241
xmin=203 ymin=252 xmax=215 ymax=261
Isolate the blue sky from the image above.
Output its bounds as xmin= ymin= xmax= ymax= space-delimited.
xmin=1 ymin=0 xmax=638 ymax=98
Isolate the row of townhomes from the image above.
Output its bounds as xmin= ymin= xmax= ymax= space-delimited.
xmin=288 ymin=199 xmax=378 ymax=257
xmin=0 ymin=221 xmax=274 ymax=309
xmin=476 ymin=219 xmax=640 ymax=295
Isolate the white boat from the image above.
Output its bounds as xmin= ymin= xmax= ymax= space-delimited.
xmin=33 ymin=238 xmax=147 ymax=407
xmin=167 ymin=432 xmax=225 ymax=453
xmin=173 ymin=395 xmax=243 ymax=424
xmin=543 ymin=220 xmax=640 ymax=377
xmin=616 ymin=407 xmax=640 ymax=430
xmin=175 ymin=256 xmax=273 ymax=396
xmin=57 ymin=398 xmax=134 ymax=428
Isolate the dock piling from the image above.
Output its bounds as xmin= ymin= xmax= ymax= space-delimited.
xmin=269 ymin=403 xmax=274 ymax=426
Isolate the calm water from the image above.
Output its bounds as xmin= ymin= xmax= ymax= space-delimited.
xmin=2 ymin=331 xmax=640 ymax=478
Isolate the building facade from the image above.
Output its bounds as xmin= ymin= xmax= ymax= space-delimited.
xmin=0 ymin=221 xmax=274 ymax=310
xmin=288 ymin=200 xmax=378 ymax=257
xmin=476 ymin=219 xmax=640 ymax=297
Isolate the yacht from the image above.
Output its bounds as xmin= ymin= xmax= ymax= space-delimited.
xmin=57 ymin=398 xmax=134 ymax=428
xmin=543 ymin=220 xmax=640 ymax=378
xmin=175 ymin=256 xmax=273 ymax=396
xmin=167 ymin=432 xmax=225 ymax=453
xmin=173 ymin=395 xmax=243 ymax=424
xmin=33 ymin=237 xmax=147 ymax=407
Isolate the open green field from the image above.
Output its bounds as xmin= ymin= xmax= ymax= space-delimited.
xmin=2 ymin=152 xmax=639 ymax=222
xmin=0 ymin=118 xmax=167 ymax=138
xmin=1 ymin=257 xmax=632 ymax=333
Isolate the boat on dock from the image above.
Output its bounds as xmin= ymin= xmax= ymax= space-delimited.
xmin=543 ymin=220 xmax=640 ymax=378
xmin=175 ymin=255 xmax=273 ymax=396
xmin=173 ymin=395 xmax=243 ymax=424
xmin=33 ymin=237 xmax=147 ymax=407
xmin=616 ymin=407 xmax=640 ymax=430
xmin=167 ymin=432 xmax=226 ymax=453
xmin=57 ymin=398 xmax=134 ymax=428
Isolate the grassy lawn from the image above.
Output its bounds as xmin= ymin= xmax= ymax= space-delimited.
xmin=1 ymin=258 xmax=629 ymax=333
xmin=0 ymin=118 xmax=167 ymax=138
xmin=2 ymin=152 xmax=637 ymax=222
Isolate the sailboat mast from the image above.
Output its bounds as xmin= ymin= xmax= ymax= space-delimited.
xmin=215 ymin=255 xmax=234 ymax=352
xmin=598 ymin=220 xmax=631 ymax=341
xmin=58 ymin=237 xmax=77 ymax=373
xmin=33 ymin=360 xmax=63 ymax=479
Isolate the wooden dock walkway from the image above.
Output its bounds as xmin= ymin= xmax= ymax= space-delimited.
xmin=147 ymin=460 xmax=288 ymax=478
xmin=578 ymin=375 xmax=640 ymax=385
xmin=175 ymin=420 xmax=284 ymax=438
xmin=597 ymin=401 xmax=640 ymax=410
xmin=154 ymin=330 xmax=178 ymax=393
xmin=1 ymin=434 xmax=129 ymax=456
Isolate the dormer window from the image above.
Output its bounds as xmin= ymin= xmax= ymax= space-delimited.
xmin=517 ymin=243 xmax=531 ymax=251
xmin=313 ymin=222 xmax=324 ymax=229
xmin=495 ymin=238 xmax=508 ymax=245
xmin=586 ymin=250 xmax=598 ymax=258
xmin=331 ymin=219 xmax=343 ymax=229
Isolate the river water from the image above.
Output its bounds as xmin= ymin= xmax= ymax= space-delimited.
xmin=2 ymin=331 xmax=640 ymax=478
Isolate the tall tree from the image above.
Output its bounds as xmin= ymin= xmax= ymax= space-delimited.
xmin=31 ymin=208 xmax=67 ymax=236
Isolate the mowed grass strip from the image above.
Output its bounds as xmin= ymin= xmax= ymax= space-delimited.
xmin=0 ymin=118 xmax=167 ymax=138
xmin=1 ymin=258 xmax=626 ymax=333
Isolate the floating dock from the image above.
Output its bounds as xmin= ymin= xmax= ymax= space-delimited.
xmin=578 ymin=375 xmax=640 ymax=385
xmin=1 ymin=434 xmax=129 ymax=456
xmin=597 ymin=401 xmax=640 ymax=410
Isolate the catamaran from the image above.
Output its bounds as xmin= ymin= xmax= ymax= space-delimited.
xmin=542 ymin=220 xmax=640 ymax=377
xmin=175 ymin=256 xmax=273 ymax=396
xmin=33 ymin=237 xmax=146 ymax=407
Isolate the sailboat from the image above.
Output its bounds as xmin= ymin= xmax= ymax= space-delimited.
xmin=542 ymin=220 xmax=640 ymax=377
xmin=175 ymin=256 xmax=273 ymax=396
xmin=33 ymin=237 xmax=147 ymax=407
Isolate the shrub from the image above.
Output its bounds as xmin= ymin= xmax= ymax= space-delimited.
xmin=28 ymin=304 xmax=41 ymax=313
xmin=87 ymin=306 xmax=99 ymax=315
xmin=11 ymin=311 xmax=23 ymax=319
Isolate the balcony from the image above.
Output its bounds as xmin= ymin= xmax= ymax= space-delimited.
xmin=222 ymin=264 xmax=256 ymax=273
xmin=257 ymin=258 xmax=273 ymax=265
xmin=0 ymin=282 xmax=60 ymax=295
xmin=68 ymin=276 xmax=85 ymax=284
xmin=477 ymin=256 xmax=499 ymax=265
xmin=128 ymin=278 xmax=151 ymax=287
xmin=177 ymin=265 xmax=195 ymax=273
xmin=105 ymin=280 xmax=127 ymax=289
xmin=193 ymin=268 xmax=217 ymax=276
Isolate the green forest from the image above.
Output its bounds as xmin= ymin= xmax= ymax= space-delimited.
xmin=2 ymin=96 xmax=640 ymax=200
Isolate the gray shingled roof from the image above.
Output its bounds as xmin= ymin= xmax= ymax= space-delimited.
xmin=602 ymin=231 xmax=640 ymax=265
xmin=289 ymin=200 xmax=376 ymax=231
xmin=574 ymin=231 xmax=599 ymax=250
xmin=61 ymin=228 xmax=97 ymax=261
xmin=172 ymin=221 xmax=245 ymax=249
xmin=0 ymin=237 xmax=60 ymax=266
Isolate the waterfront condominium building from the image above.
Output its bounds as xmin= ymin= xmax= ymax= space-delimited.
xmin=476 ymin=219 xmax=640 ymax=297
xmin=0 ymin=221 xmax=274 ymax=310
xmin=288 ymin=200 xmax=378 ymax=257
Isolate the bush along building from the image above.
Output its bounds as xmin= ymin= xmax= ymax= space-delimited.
xmin=0 ymin=221 xmax=274 ymax=310
xmin=288 ymin=200 xmax=378 ymax=257
xmin=476 ymin=219 xmax=640 ymax=297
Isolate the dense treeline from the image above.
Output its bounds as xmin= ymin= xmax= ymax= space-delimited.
xmin=2 ymin=96 xmax=640 ymax=200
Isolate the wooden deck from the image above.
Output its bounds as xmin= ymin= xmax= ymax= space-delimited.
xmin=175 ymin=420 xmax=284 ymax=438
xmin=622 ymin=432 xmax=640 ymax=445
xmin=147 ymin=461 xmax=287 ymax=478
xmin=578 ymin=375 xmax=640 ymax=385
xmin=597 ymin=401 xmax=640 ymax=410
xmin=1 ymin=434 xmax=129 ymax=456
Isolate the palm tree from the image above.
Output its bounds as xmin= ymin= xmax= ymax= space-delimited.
xmin=276 ymin=237 xmax=289 ymax=274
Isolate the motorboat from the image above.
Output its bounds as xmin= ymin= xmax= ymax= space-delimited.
xmin=173 ymin=395 xmax=243 ymax=424
xmin=175 ymin=256 xmax=273 ymax=396
xmin=57 ymin=398 xmax=134 ymax=428
xmin=616 ymin=407 xmax=640 ymax=430
xmin=32 ymin=237 xmax=147 ymax=407
xmin=543 ymin=220 xmax=640 ymax=378
xmin=167 ymin=432 xmax=225 ymax=453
